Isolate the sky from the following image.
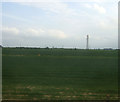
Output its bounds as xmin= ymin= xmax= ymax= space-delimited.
xmin=1 ymin=0 xmax=119 ymax=49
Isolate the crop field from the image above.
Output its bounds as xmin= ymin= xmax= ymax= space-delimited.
xmin=2 ymin=48 xmax=118 ymax=100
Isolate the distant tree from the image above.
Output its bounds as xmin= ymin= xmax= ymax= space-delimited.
xmin=45 ymin=47 xmax=49 ymax=49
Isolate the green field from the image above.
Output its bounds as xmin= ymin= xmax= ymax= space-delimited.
xmin=2 ymin=48 xmax=118 ymax=100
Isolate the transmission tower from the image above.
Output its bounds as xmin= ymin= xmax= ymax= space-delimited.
xmin=86 ymin=35 xmax=89 ymax=49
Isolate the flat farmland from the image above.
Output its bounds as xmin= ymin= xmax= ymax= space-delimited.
xmin=2 ymin=48 xmax=118 ymax=100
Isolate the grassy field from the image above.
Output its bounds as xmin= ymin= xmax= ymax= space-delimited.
xmin=2 ymin=48 xmax=118 ymax=100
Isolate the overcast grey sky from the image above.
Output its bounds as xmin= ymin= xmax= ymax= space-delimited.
xmin=1 ymin=0 xmax=118 ymax=49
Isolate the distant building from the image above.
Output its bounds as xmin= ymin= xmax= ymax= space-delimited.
xmin=0 ymin=45 xmax=2 ymax=48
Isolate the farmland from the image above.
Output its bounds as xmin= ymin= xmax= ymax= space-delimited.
xmin=2 ymin=48 xmax=118 ymax=100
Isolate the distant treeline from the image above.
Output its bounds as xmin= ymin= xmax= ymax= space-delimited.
xmin=2 ymin=47 xmax=118 ymax=57
xmin=1 ymin=46 xmax=118 ymax=50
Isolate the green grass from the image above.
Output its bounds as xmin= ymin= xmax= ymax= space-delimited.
xmin=2 ymin=48 xmax=118 ymax=100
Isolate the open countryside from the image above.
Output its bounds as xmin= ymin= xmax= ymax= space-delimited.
xmin=2 ymin=48 xmax=118 ymax=100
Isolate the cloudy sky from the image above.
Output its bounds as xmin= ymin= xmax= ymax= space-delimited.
xmin=1 ymin=0 xmax=118 ymax=49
